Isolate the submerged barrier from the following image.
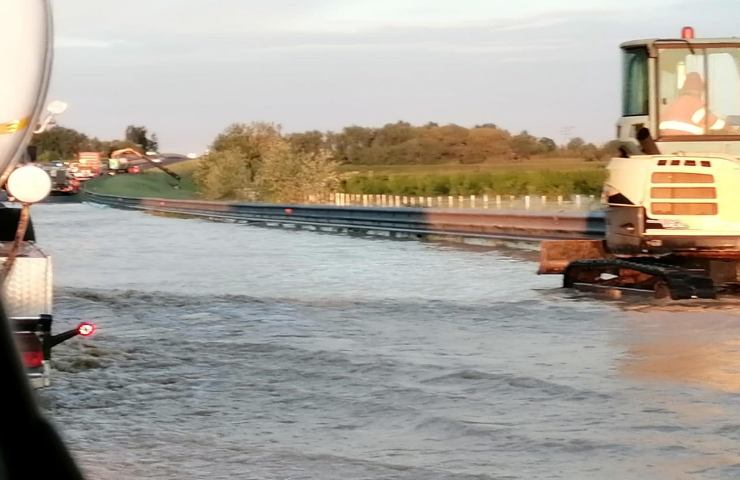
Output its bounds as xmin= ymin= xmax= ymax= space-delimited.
xmin=82 ymin=191 xmax=606 ymax=243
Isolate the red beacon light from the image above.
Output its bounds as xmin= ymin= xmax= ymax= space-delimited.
xmin=681 ymin=26 xmax=695 ymax=40
xmin=77 ymin=322 xmax=96 ymax=337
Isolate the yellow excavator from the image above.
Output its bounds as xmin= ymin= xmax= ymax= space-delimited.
xmin=109 ymin=147 xmax=182 ymax=183
xmin=540 ymin=27 xmax=740 ymax=299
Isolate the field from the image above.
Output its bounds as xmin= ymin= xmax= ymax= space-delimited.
xmin=338 ymin=157 xmax=607 ymax=197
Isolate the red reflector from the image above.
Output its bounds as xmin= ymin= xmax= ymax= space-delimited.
xmin=681 ymin=26 xmax=694 ymax=39
xmin=77 ymin=322 xmax=96 ymax=337
xmin=22 ymin=350 xmax=43 ymax=369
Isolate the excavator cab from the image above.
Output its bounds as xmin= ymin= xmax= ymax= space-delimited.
xmin=618 ymin=26 xmax=740 ymax=151
xmin=541 ymin=28 xmax=740 ymax=299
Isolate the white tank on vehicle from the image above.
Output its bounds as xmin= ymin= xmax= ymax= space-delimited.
xmin=0 ymin=0 xmax=53 ymax=179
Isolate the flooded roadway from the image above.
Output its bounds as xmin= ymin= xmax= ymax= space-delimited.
xmin=29 ymin=203 xmax=740 ymax=479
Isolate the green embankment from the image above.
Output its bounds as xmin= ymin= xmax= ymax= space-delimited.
xmin=85 ymin=161 xmax=199 ymax=199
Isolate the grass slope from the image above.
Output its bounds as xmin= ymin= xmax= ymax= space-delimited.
xmin=85 ymin=161 xmax=199 ymax=199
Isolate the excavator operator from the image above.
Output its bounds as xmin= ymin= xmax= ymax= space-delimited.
xmin=659 ymin=72 xmax=727 ymax=136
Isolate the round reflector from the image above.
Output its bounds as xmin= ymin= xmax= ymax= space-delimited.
xmin=6 ymin=165 xmax=52 ymax=203
xmin=77 ymin=322 xmax=96 ymax=337
xmin=681 ymin=26 xmax=694 ymax=39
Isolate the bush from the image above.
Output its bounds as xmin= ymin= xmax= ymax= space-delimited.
xmin=195 ymin=122 xmax=339 ymax=202
xmin=194 ymin=149 xmax=254 ymax=200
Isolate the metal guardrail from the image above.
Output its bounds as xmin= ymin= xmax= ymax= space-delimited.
xmin=81 ymin=191 xmax=606 ymax=243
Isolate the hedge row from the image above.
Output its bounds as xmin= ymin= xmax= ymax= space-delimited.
xmin=341 ymin=170 xmax=606 ymax=196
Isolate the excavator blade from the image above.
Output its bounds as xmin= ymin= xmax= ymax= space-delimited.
xmin=538 ymin=239 xmax=607 ymax=274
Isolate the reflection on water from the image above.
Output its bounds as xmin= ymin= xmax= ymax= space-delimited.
xmin=621 ymin=307 xmax=740 ymax=393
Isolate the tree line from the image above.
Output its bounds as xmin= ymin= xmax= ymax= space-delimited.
xmin=31 ymin=125 xmax=158 ymax=162
xmin=33 ymin=120 xmax=618 ymax=201
xmin=286 ymin=122 xmax=620 ymax=165
xmin=33 ymin=120 xmax=618 ymax=166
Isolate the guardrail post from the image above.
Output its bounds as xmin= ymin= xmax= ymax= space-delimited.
xmin=394 ymin=196 xmax=400 ymax=207
xmin=470 ymin=195 xmax=476 ymax=208
xmin=362 ymin=194 xmax=368 ymax=206
xmin=483 ymin=194 xmax=489 ymax=208
xmin=575 ymin=195 xmax=582 ymax=208
xmin=448 ymin=196 xmax=453 ymax=208
xmin=427 ymin=196 xmax=433 ymax=207
xmin=558 ymin=195 xmax=563 ymax=206
xmin=402 ymin=196 xmax=408 ymax=206
xmin=541 ymin=195 xmax=547 ymax=207
xmin=525 ymin=195 xmax=531 ymax=210
xmin=458 ymin=195 xmax=464 ymax=208
xmin=496 ymin=195 xmax=501 ymax=208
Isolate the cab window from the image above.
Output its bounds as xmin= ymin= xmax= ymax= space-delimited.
xmin=622 ymin=48 xmax=648 ymax=116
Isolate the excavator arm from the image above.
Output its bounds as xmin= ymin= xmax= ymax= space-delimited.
xmin=110 ymin=148 xmax=181 ymax=182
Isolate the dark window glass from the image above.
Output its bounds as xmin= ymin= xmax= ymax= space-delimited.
xmin=623 ymin=48 xmax=649 ymax=116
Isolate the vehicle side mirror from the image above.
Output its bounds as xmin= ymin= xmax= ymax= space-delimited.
xmin=46 ymin=101 xmax=68 ymax=115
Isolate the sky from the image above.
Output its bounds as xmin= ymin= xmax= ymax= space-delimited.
xmin=49 ymin=0 xmax=739 ymax=153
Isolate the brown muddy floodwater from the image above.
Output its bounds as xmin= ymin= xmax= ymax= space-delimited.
xmin=26 ymin=203 xmax=740 ymax=479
